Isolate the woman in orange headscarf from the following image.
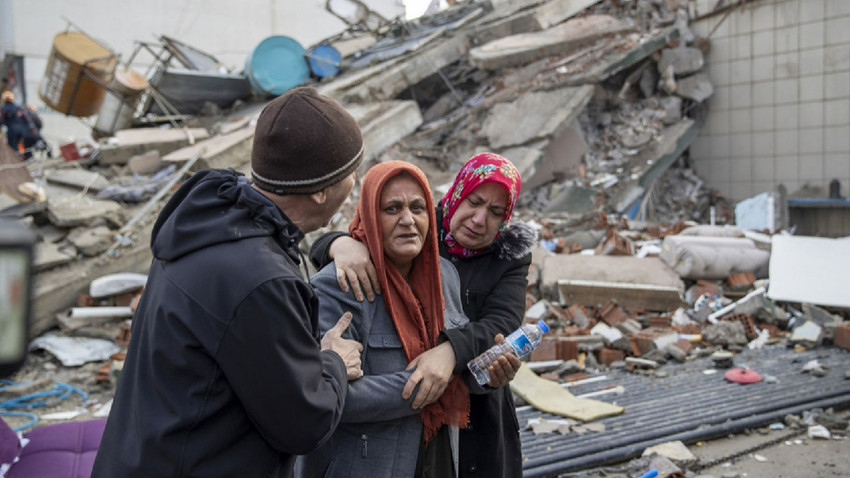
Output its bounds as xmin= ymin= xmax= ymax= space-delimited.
xmin=296 ymin=160 xmax=473 ymax=478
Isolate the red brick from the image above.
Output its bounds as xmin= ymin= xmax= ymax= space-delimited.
xmin=676 ymin=339 xmax=693 ymax=355
xmin=530 ymin=339 xmax=558 ymax=362
xmin=555 ymin=339 xmax=579 ymax=361
xmin=835 ymin=322 xmax=850 ymax=351
xmin=598 ymin=348 xmax=625 ymax=366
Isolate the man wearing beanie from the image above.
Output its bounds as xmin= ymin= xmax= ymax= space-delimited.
xmin=93 ymin=87 xmax=365 ymax=478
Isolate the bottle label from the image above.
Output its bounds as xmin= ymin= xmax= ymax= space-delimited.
xmin=511 ymin=333 xmax=532 ymax=355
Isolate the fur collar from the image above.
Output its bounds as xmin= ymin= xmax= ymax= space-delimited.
xmin=493 ymin=221 xmax=537 ymax=261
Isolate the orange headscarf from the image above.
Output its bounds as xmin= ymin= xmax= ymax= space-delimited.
xmin=349 ymin=160 xmax=469 ymax=443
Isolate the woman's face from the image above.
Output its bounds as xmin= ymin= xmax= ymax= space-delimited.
xmin=448 ymin=182 xmax=508 ymax=251
xmin=380 ymin=174 xmax=430 ymax=272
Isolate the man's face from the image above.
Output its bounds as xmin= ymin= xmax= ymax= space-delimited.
xmin=319 ymin=171 xmax=356 ymax=226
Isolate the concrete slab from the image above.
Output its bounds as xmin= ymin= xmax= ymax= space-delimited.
xmin=541 ymin=254 xmax=685 ymax=310
xmin=525 ymin=122 xmax=588 ymax=190
xmin=47 ymin=195 xmax=122 ymax=228
xmin=533 ymin=0 xmax=603 ymax=29
xmin=98 ymin=127 xmax=210 ymax=165
xmin=483 ymin=85 xmax=594 ymax=149
xmin=499 ymin=146 xmax=545 ymax=185
xmin=45 ymin=168 xmax=110 ymax=193
xmin=564 ymin=27 xmax=679 ymax=85
xmin=347 ymin=101 xmax=424 ymax=161
xmin=163 ymin=126 xmax=254 ymax=171
xmin=470 ymin=15 xmax=633 ymax=70
xmin=321 ymin=34 xmax=469 ymax=103
xmin=33 ymin=241 xmax=75 ymax=272
xmin=767 ymin=235 xmax=850 ymax=308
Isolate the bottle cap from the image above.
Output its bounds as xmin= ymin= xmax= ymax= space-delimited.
xmin=536 ymin=319 xmax=550 ymax=333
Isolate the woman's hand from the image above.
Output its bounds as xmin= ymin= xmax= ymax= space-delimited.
xmin=486 ymin=334 xmax=521 ymax=388
xmin=402 ymin=342 xmax=456 ymax=409
xmin=329 ymin=236 xmax=381 ymax=302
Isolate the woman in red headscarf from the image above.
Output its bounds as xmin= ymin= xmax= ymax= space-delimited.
xmin=310 ymin=153 xmax=536 ymax=478
xmin=297 ymin=160 xmax=476 ymax=478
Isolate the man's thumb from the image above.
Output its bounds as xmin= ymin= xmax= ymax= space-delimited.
xmin=329 ymin=311 xmax=353 ymax=335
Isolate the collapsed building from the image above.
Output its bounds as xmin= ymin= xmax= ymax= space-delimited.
xmin=1 ymin=0 xmax=849 ymax=476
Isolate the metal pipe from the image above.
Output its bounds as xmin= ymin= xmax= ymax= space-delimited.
xmin=67 ymin=306 xmax=134 ymax=319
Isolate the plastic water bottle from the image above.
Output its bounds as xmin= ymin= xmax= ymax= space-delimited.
xmin=467 ymin=319 xmax=550 ymax=386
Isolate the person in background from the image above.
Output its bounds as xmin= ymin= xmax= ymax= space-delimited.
xmin=92 ymin=87 xmax=365 ymax=478
xmin=298 ymin=160 xmax=480 ymax=478
xmin=0 ymin=91 xmax=26 ymax=158
xmin=21 ymin=104 xmax=49 ymax=159
xmin=311 ymin=152 xmax=535 ymax=477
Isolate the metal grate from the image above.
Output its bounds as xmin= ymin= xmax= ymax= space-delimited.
xmin=518 ymin=344 xmax=850 ymax=477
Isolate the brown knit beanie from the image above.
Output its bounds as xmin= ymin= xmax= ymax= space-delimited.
xmin=251 ymin=86 xmax=363 ymax=194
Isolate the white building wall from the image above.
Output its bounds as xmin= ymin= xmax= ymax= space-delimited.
xmin=0 ymin=0 xmax=404 ymax=144
xmin=689 ymin=0 xmax=850 ymax=201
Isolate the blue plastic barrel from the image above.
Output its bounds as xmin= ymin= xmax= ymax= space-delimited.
xmin=305 ymin=44 xmax=341 ymax=78
xmin=245 ymin=36 xmax=310 ymax=97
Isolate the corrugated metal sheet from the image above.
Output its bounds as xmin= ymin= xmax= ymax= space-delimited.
xmin=518 ymin=344 xmax=850 ymax=477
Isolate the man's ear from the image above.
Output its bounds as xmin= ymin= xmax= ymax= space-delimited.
xmin=310 ymin=189 xmax=327 ymax=205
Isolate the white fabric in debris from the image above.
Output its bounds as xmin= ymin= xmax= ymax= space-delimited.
xmin=659 ymin=235 xmax=769 ymax=280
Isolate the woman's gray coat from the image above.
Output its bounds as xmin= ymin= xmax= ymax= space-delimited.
xmin=295 ymin=257 xmax=473 ymax=478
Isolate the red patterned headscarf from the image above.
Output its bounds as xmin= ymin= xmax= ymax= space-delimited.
xmin=349 ymin=160 xmax=469 ymax=443
xmin=440 ymin=153 xmax=522 ymax=257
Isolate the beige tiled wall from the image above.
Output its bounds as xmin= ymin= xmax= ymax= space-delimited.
xmin=689 ymin=0 xmax=850 ymax=201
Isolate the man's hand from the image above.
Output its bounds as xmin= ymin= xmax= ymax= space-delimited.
xmin=329 ymin=236 xmax=381 ymax=302
xmin=487 ymin=334 xmax=521 ymax=388
xmin=320 ymin=312 xmax=363 ymax=380
xmin=402 ymin=342 xmax=456 ymax=409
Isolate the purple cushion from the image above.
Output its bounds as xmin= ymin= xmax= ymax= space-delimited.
xmin=6 ymin=419 xmax=106 ymax=478
xmin=0 ymin=417 xmax=23 ymax=471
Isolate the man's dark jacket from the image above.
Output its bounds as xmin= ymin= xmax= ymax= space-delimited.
xmin=310 ymin=207 xmax=535 ymax=478
xmin=92 ymin=169 xmax=349 ymax=478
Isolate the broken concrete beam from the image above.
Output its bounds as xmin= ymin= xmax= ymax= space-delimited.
xmin=767 ymin=235 xmax=850 ymax=309
xmin=347 ymin=101 xmax=423 ymax=162
xmin=470 ymin=15 xmax=633 ymax=70
xmin=163 ymin=126 xmax=254 ymax=171
xmin=659 ymin=234 xmax=770 ymax=280
xmin=322 ymin=34 xmax=469 ymax=103
xmin=470 ymin=9 xmax=541 ymax=46
xmin=541 ymin=255 xmax=685 ymax=311
xmin=565 ymin=27 xmax=679 ymax=85
xmin=98 ymin=127 xmax=210 ymax=166
xmin=637 ymin=119 xmax=699 ymax=189
xmin=483 ymin=85 xmax=594 ymax=149
xmin=533 ymin=0 xmax=604 ymax=30
xmin=45 ymin=169 xmax=110 ymax=193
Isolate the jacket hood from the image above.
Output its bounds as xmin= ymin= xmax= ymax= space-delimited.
xmin=151 ymin=169 xmax=303 ymax=262
xmin=494 ymin=221 xmax=537 ymax=261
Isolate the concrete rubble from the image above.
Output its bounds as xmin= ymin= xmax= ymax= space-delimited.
xmin=2 ymin=0 xmax=849 ymax=475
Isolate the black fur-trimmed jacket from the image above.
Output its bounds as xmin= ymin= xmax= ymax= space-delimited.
xmin=309 ymin=207 xmax=536 ymax=478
